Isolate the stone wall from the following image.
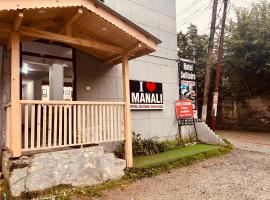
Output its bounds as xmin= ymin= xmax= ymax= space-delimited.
xmin=2 ymin=146 xmax=126 ymax=197
xmin=217 ymin=96 xmax=270 ymax=132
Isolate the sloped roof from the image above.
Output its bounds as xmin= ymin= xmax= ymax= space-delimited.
xmin=0 ymin=0 xmax=161 ymax=64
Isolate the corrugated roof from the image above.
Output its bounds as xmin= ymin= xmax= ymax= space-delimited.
xmin=0 ymin=0 xmax=161 ymax=45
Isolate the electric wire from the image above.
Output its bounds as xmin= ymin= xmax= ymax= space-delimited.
xmin=178 ymin=0 xmax=213 ymax=26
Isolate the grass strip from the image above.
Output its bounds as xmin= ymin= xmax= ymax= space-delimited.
xmin=134 ymin=144 xmax=221 ymax=169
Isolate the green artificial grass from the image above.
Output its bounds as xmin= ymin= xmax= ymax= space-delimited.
xmin=134 ymin=144 xmax=221 ymax=169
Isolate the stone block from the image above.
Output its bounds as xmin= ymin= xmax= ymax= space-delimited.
xmin=6 ymin=146 xmax=125 ymax=197
xmin=9 ymin=168 xmax=28 ymax=197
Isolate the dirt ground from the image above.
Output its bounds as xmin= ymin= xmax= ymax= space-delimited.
xmin=220 ymin=130 xmax=270 ymax=154
xmin=91 ymin=150 xmax=270 ymax=200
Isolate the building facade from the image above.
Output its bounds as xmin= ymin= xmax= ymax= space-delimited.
xmin=104 ymin=0 xmax=179 ymax=139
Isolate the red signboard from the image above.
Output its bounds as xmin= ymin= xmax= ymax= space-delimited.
xmin=175 ymin=100 xmax=194 ymax=119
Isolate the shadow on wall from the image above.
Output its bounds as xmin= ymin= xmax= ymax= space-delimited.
xmin=217 ymin=95 xmax=270 ymax=132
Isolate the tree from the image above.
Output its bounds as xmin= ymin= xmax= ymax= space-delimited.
xmin=222 ymin=0 xmax=270 ymax=97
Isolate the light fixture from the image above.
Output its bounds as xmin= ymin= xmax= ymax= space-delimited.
xmin=38 ymin=9 xmax=45 ymax=14
xmin=101 ymin=27 xmax=107 ymax=32
xmin=22 ymin=63 xmax=29 ymax=74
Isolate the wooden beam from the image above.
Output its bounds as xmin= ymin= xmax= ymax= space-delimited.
xmin=25 ymin=18 xmax=61 ymax=29
xmin=105 ymin=42 xmax=141 ymax=64
xmin=19 ymin=26 xmax=124 ymax=53
xmin=10 ymin=32 xmax=22 ymax=157
xmin=14 ymin=12 xmax=23 ymax=31
xmin=122 ymin=55 xmax=133 ymax=168
xmin=59 ymin=8 xmax=83 ymax=35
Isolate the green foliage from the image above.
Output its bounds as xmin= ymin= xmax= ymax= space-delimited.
xmin=179 ymin=1 xmax=270 ymax=98
xmin=222 ymin=0 xmax=270 ymax=96
xmin=114 ymin=133 xmax=174 ymax=159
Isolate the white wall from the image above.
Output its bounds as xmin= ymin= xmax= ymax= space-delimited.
xmin=76 ymin=0 xmax=179 ymax=140
xmin=105 ymin=0 xmax=179 ymax=139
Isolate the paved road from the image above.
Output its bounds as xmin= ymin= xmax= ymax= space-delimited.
xmin=219 ymin=130 xmax=270 ymax=154
xmin=91 ymin=150 xmax=270 ymax=200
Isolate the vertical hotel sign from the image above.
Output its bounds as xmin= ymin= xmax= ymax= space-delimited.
xmin=178 ymin=59 xmax=198 ymax=118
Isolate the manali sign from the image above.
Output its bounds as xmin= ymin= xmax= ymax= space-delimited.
xmin=129 ymin=80 xmax=164 ymax=110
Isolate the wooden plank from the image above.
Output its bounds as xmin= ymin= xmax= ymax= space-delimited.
xmin=26 ymin=18 xmax=61 ymax=29
xmin=53 ymin=105 xmax=58 ymax=147
xmin=42 ymin=105 xmax=47 ymax=147
xmin=59 ymin=8 xmax=83 ymax=35
xmin=103 ymin=105 xmax=106 ymax=141
xmin=77 ymin=105 xmax=81 ymax=144
xmin=104 ymin=42 xmax=141 ymax=64
xmin=14 ymin=12 xmax=23 ymax=31
xmin=48 ymin=105 xmax=52 ymax=148
xmin=68 ymin=105 xmax=72 ymax=145
xmin=110 ymin=105 xmax=114 ymax=141
xmin=24 ymin=104 xmax=29 ymax=150
xmin=20 ymin=100 xmax=125 ymax=105
xmin=86 ymin=105 xmax=90 ymax=143
xmin=114 ymin=105 xmax=117 ymax=140
xmin=82 ymin=105 xmax=86 ymax=144
xmin=58 ymin=105 xmax=63 ymax=146
xmin=122 ymin=55 xmax=133 ymax=167
xmin=36 ymin=104 xmax=41 ymax=148
xmin=90 ymin=105 xmax=94 ymax=143
xmin=19 ymin=26 xmax=124 ymax=53
xmin=73 ymin=105 xmax=77 ymax=144
xmin=94 ymin=105 xmax=98 ymax=142
xmin=98 ymin=105 xmax=102 ymax=142
xmin=106 ymin=105 xmax=110 ymax=141
xmin=10 ymin=32 xmax=21 ymax=157
xmin=30 ymin=105 xmax=35 ymax=149
xmin=63 ymin=105 xmax=68 ymax=145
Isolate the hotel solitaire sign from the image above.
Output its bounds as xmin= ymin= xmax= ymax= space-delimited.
xmin=130 ymin=80 xmax=164 ymax=110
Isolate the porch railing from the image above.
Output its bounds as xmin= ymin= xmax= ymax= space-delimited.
xmin=19 ymin=100 xmax=125 ymax=152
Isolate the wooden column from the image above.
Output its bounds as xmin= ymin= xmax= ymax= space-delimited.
xmin=122 ymin=55 xmax=133 ymax=168
xmin=10 ymin=32 xmax=21 ymax=157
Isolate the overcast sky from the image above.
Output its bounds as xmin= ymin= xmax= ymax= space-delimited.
xmin=176 ymin=0 xmax=260 ymax=34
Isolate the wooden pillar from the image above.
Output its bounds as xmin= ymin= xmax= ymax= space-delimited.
xmin=10 ymin=32 xmax=21 ymax=157
xmin=122 ymin=55 xmax=133 ymax=168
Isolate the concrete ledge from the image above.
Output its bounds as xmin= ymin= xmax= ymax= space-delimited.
xmin=2 ymin=146 xmax=125 ymax=197
xmin=195 ymin=122 xmax=226 ymax=146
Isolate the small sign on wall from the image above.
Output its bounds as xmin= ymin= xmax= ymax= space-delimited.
xmin=175 ymin=100 xmax=194 ymax=119
xmin=129 ymin=80 xmax=164 ymax=110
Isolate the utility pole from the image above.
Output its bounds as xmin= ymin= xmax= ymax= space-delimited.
xmin=201 ymin=0 xmax=219 ymax=122
xmin=211 ymin=0 xmax=228 ymax=130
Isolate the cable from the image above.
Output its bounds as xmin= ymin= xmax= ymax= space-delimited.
xmin=178 ymin=0 xmax=211 ymax=24
xmin=178 ymin=0 xmax=212 ymax=25
xmin=182 ymin=5 xmax=212 ymax=26
xmin=177 ymin=0 xmax=205 ymax=16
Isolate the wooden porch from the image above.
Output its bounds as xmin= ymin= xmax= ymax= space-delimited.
xmin=0 ymin=0 xmax=160 ymax=167
xmin=6 ymin=101 xmax=125 ymax=153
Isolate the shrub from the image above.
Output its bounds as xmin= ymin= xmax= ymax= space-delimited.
xmin=114 ymin=133 xmax=171 ymax=159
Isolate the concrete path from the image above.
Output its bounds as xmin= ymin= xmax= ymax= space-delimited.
xmin=219 ymin=130 xmax=270 ymax=154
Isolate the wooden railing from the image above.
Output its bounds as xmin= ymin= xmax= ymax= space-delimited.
xmin=20 ymin=100 xmax=125 ymax=152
